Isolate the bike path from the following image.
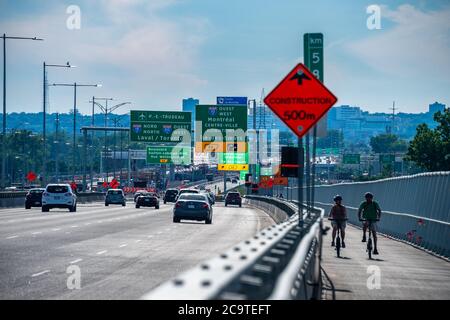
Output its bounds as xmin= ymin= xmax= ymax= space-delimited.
xmin=321 ymin=221 xmax=450 ymax=300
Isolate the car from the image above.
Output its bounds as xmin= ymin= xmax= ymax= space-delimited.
xmin=231 ymin=178 xmax=238 ymax=184
xmin=175 ymin=188 xmax=199 ymax=200
xmin=200 ymin=190 xmax=215 ymax=206
xmin=225 ymin=191 xmax=242 ymax=207
xmin=105 ymin=189 xmax=126 ymax=206
xmin=25 ymin=188 xmax=45 ymax=209
xmin=136 ymin=193 xmax=160 ymax=209
xmin=134 ymin=191 xmax=149 ymax=202
xmin=199 ymin=185 xmax=206 ymax=190
xmin=163 ymin=188 xmax=179 ymax=204
xmin=173 ymin=193 xmax=213 ymax=224
xmin=42 ymin=184 xmax=77 ymax=212
xmin=226 ymin=177 xmax=231 ymax=182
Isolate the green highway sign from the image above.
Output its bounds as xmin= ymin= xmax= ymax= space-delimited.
xmin=146 ymin=146 xmax=191 ymax=164
xmin=343 ymin=154 xmax=360 ymax=164
xmin=130 ymin=110 xmax=191 ymax=142
xmin=218 ymin=152 xmax=248 ymax=164
xmin=195 ymin=105 xmax=247 ymax=143
xmin=239 ymin=170 xmax=248 ymax=180
xmin=379 ymin=154 xmax=395 ymax=164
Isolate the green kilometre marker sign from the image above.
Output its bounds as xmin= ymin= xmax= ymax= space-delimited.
xmin=130 ymin=110 xmax=191 ymax=142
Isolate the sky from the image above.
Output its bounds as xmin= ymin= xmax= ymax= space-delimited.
xmin=0 ymin=0 xmax=449 ymax=116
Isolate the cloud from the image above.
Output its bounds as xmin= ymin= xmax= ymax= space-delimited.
xmin=0 ymin=0 xmax=209 ymax=112
xmin=346 ymin=4 xmax=450 ymax=78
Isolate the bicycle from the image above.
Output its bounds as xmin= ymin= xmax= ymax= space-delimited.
xmin=329 ymin=218 xmax=347 ymax=258
xmin=360 ymin=218 xmax=379 ymax=259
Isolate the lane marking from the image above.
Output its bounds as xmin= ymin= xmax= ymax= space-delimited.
xmin=96 ymin=250 xmax=107 ymax=255
xmin=119 ymin=244 xmax=127 ymax=248
xmin=85 ymin=223 xmax=91 ymax=225
xmin=52 ymin=228 xmax=61 ymax=231
xmin=147 ymin=235 xmax=153 ymax=238
xmin=135 ymin=240 xmax=142 ymax=243
xmin=71 ymin=225 xmax=78 ymax=228
xmin=70 ymin=259 xmax=83 ymax=264
xmin=6 ymin=235 xmax=19 ymax=239
xmin=31 ymin=270 xmax=50 ymax=277
xmin=31 ymin=232 xmax=42 ymax=235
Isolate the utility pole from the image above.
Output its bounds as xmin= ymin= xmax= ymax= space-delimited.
xmin=1 ymin=34 xmax=43 ymax=189
xmin=54 ymin=113 xmax=60 ymax=182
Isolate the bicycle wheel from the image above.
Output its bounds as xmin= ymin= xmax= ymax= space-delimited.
xmin=336 ymin=235 xmax=341 ymax=258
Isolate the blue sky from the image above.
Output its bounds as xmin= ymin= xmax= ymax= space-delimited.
xmin=0 ymin=0 xmax=449 ymax=115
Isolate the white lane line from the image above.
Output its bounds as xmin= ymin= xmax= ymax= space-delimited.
xmin=96 ymin=250 xmax=107 ymax=255
xmin=119 ymin=244 xmax=127 ymax=248
xmin=71 ymin=225 xmax=78 ymax=228
xmin=65 ymin=232 xmax=71 ymax=234
xmin=31 ymin=270 xmax=50 ymax=277
xmin=70 ymin=259 xmax=83 ymax=264
xmin=85 ymin=223 xmax=91 ymax=225
xmin=6 ymin=235 xmax=19 ymax=239
xmin=147 ymin=235 xmax=153 ymax=238
xmin=52 ymin=228 xmax=61 ymax=231
xmin=157 ymin=231 xmax=162 ymax=234
xmin=31 ymin=232 xmax=42 ymax=235
xmin=135 ymin=240 xmax=142 ymax=243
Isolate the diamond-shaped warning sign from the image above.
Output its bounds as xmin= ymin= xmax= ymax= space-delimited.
xmin=264 ymin=63 xmax=337 ymax=138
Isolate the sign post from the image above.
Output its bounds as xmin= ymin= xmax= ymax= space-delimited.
xmin=304 ymin=33 xmax=324 ymax=214
xmin=264 ymin=62 xmax=337 ymax=227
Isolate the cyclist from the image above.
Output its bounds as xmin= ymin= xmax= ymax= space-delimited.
xmin=329 ymin=195 xmax=347 ymax=248
xmin=358 ymin=192 xmax=381 ymax=255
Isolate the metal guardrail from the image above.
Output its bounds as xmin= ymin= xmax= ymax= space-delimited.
xmin=142 ymin=196 xmax=325 ymax=300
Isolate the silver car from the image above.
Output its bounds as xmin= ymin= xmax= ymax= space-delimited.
xmin=105 ymin=189 xmax=126 ymax=206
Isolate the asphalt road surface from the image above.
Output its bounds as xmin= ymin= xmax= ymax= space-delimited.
xmin=0 ymin=195 xmax=273 ymax=299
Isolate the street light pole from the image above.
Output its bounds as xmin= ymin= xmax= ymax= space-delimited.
xmin=42 ymin=62 xmax=73 ymax=186
xmin=52 ymin=82 xmax=101 ymax=183
xmin=1 ymin=34 xmax=43 ymax=189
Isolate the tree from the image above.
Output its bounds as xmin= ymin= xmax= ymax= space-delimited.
xmin=406 ymin=109 xmax=450 ymax=171
xmin=369 ymin=134 xmax=407 ymax=154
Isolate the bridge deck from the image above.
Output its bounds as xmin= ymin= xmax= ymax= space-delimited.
xmin=321 ymin=221 xmax=450 ymax=300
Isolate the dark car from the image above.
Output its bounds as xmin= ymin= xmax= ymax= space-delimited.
xmin=163 ymin=189 xmax=179 ymax=204
xmin=175 ymin=189 xmax=199 ymax=201
xmin=25 ymin=188 xmax=45 ymax=209
xmin=225 ymin=192 xmax=242 ymax=207
xmin=134 ymin=191 xmax=149 ymax=203
xmin=231 ymin=178 xmax=238 ymax=184
xmin=105 ymin=189 xmax=126 ymax=206
xmin=226 ymin=177 xmax=231 ymax=182
xmin=173 ymin=194 xmax=212 ymax=224
xmin=136 ymin=193 xmax=160 ymax=209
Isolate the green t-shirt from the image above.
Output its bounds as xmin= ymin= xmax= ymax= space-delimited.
xmin=359 ymin=200 xmax=380 ymax=220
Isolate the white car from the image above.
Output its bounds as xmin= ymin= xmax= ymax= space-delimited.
xmin=42 ymin=184 xmax=77 ymax=212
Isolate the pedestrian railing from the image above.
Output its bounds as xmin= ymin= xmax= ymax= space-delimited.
xmin=141 ymin=196 xmax=325 ymax=300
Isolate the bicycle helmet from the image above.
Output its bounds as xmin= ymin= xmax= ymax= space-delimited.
xmin=364 ymin=192 xmax=374 ymax=198
xmin=333 ymin=195 xmax=342 ymax=201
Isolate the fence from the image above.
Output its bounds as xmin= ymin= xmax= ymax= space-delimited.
xmin=300 ymin=172 xmax=450 ymax=258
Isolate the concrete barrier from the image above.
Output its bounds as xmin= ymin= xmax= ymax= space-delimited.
xmin=0 ymin=192 xmax=106 ymax=209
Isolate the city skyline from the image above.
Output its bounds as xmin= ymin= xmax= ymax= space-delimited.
xmin=1 ymin=0 xmax=449 ymax=116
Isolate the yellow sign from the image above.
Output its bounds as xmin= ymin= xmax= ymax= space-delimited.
xmin=195 ymin=142 xmax=247 ymax=153
xmin=218 ymin=164 xmax=249 ymax=171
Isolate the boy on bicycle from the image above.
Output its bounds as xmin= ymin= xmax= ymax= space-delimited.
xmin=358 ymin=192 xmax=382 ymax=254
xmin=329 ymin=195 xmax=347 ymax=248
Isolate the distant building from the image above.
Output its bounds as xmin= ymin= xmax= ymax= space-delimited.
xmin=428 ymin=101 xmax=445 ymax=115
xmin=182 ymin=98 xmax=199 ymax=130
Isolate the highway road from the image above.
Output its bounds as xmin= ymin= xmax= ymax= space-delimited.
xmin=0 ymin=183 xmax=273 ymax=299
